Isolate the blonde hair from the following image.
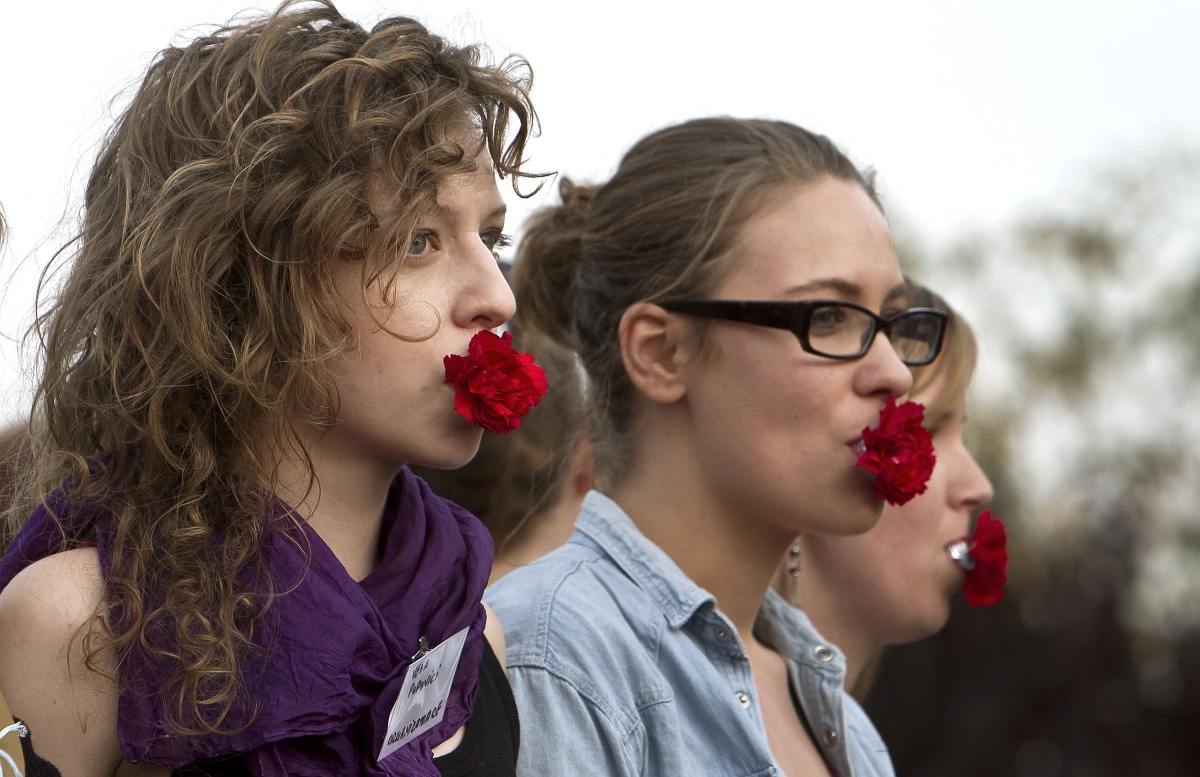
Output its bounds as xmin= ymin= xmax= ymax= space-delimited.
xmin=4 ymin=0 xmax=538 ymax=735
xmin=515 ymin=117 xmax=878 ymax=489
xmin=907 ymin=282 xmax=978 ymax=422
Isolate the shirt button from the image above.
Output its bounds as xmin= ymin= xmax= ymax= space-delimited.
xmin=822 ymin=728 xmax=839 ymax=748
xmin=813 ymin=645 xmax=835 ymax=662
xmin=715 ymin=627 xmax=731 ymax=642
xmin=735 ymin=691 xmax=751 ymax=708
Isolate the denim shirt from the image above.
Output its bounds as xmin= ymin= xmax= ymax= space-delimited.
xmin=486 ymin=491 xmax=895 ymax=777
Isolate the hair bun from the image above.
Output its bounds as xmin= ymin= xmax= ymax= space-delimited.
xmin=512 ymin=177 xmax=598 ymax=349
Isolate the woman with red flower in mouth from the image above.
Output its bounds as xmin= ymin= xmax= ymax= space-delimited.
xmin=487 ymin=118 xmax=946 ymax=777
xmin=789 ymin=286 xmax=997 ymax=698
xmin=0 ymin=3 xmax=542 ymax=776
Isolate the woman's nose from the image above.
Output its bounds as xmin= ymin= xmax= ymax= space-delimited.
xmin=461 ymin=241 xmax=516 ymax=330
xmin=955 ymin=449 xmax=994 ymax=511
xmin=855 ymin=331 xmax=915 ymax=399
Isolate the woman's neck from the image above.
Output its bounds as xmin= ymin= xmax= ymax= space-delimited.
xmin=790 ymin=547 xmax=878 ymax=690
xmin=490 ymin=495 xmax=580 ymax=585
xmin=813 ymin=617 xmax=874 ymax=692
xmin=274 ymin=433 xmax=397 ymax=582
xmin=613 ymin=430 xmax=793 ymax=639
xmin=489 ymin=437 xmax=592 ymax=585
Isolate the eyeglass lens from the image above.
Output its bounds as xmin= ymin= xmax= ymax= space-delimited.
xmin=889 ymin=312 xmax=943 ymax=364
xmin=808 ymin=304 xmax=940 ymax=364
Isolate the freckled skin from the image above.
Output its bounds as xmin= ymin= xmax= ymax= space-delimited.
xmin=318 ymin=156 xmax=516 ymax=479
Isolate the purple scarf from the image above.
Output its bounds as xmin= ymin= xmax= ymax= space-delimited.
xmin=0 ymin=467 xmax=491 ymax=776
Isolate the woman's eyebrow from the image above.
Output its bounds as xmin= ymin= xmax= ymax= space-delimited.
xmin=431 ymin=203 xmax=508 ymax=223
xmin=783 ymin=278 xmax=861 ymax=296
xmin=781 ymin=279 xmax=908 ymax=301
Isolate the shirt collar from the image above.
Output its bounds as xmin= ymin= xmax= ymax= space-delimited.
xmin=757 ymin=589 xmax=848 ymax=677
xmin=572 ymin=490 xmax=714 ymax=629
xmin=570 ymin=490 xmax=849 ymax=685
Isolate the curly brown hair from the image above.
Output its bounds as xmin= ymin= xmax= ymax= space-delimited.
xmin=2 ymin=0 xmax=539 ymax=735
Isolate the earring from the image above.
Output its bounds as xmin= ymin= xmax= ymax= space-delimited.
xmin=787 ymin=544 xmax=801 ymax=607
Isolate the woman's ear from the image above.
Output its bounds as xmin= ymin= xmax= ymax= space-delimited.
xmin=618 ymin=302 xmax=694 ymax=405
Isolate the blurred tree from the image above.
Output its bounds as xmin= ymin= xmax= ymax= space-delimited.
xmin=869 ymin=147 xmax=1200 ymax=775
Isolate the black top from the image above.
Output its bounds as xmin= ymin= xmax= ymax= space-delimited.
xmin=174 ymin=636 xmax=519 ymax=777
xmin=433 ymin=635 xmax=520 ymax=777
xmin=15 ymin=721 xmax=64 ymax=777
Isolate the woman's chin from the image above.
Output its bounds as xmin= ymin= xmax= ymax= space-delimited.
xmin=890 ymin=607 xmax=952 ymax=646
xmin=412 ymin=429 xmax=485 ymax=471
xmin=825 ymin=488 xmax=886 ymax=536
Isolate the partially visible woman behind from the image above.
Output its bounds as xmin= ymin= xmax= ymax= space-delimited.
xmin=0 ymin=210 xmax=62 ymax=777
xmin=789 ymin=285 xmax=994 ymax=696
xmin=0 ymin=2 xmax=539 ymax=775
xmin=0 ymin=425 xmax=26 ymax=518
xmin=0 ymin=202 xmax=27 ymax=524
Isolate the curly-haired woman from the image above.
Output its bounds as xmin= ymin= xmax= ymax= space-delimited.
xmin=0 ymin=2 xmax=538 ymax=775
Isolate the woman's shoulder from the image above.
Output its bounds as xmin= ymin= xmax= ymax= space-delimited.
xmin=485 ymin=549 xmax=670 ymax=696
xmin=0 ymin=547 xmax=130 ymax=777
xmin=485 ymin=553 xmax=679 ymax=766
xmin=0 ymin=546 xmax=104 ymax=637
xmin=488 ymin=545 xmax=653 ymax=635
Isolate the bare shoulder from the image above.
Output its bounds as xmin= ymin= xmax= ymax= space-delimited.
xmin=0 ymin=547 xmax=128 ymax=777
xmin=483 ymin=601 xmax=506 ymax=669
xmin=0 ymin=547 xmax=105 ymax=630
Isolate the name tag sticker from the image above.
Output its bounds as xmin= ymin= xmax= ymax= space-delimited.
xmin=378 ymin=627 xmax=470 ymax=762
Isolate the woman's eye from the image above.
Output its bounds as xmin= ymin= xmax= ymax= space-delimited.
xmin=407 ymin=232 xmax=432 ymax=255
xmin=481 ymin=231 xmax=512 ymax=253
xmin=809 ymin=307 xmax=848 ymax=331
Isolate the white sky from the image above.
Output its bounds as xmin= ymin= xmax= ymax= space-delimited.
xmin=2 ymin=0 xmax=1199 ymax=422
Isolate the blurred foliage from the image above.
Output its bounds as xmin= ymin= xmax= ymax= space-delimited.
xmin=871 ymin=147 xmax=1200 ymax=775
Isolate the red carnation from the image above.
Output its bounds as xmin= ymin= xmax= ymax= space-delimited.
xmin=855 ymin=396 xmax=936 ymax=506
xmin=964 ymin=510 xmax=1008 ymax=607
xmin=444 ymin=330 xmax=549 ymax=434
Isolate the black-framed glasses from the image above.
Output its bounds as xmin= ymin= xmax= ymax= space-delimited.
xmin=659 ymin=299 xmax=948 ymax=366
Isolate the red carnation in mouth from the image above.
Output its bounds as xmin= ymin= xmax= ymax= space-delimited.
xmin=963 ymin=510 xmax=1008 ymax=607
xmin=855 ymin=396 xmax=936 ymax=506
xmin=444 ymin=330 xmax=548 ymax=434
